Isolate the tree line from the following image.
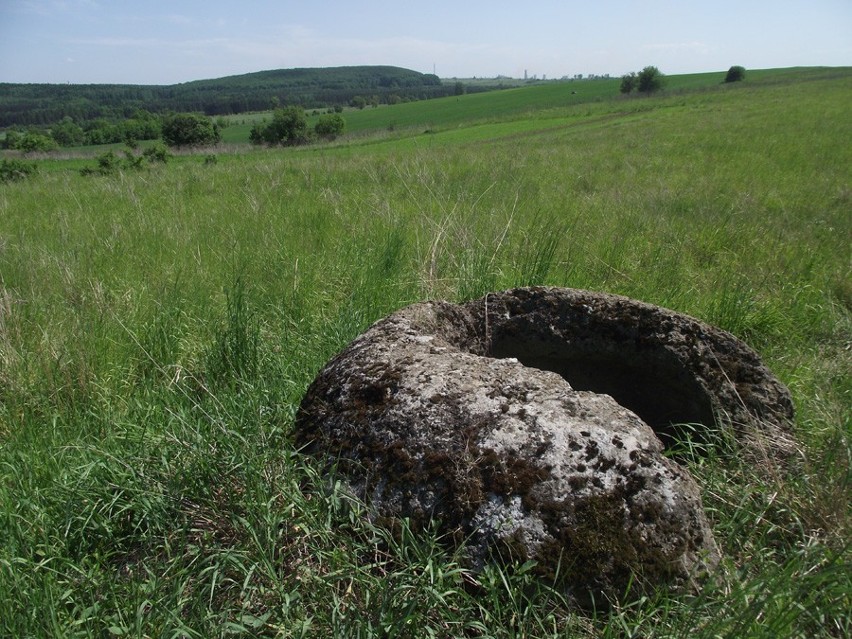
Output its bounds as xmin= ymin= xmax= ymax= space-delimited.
xmin=1 ymin=110 xmax=163 ymax=151
xmin=0 ymin=66 xmax=448 ymax=128
xmin=1 ymin=107 xmax=348 ymax=152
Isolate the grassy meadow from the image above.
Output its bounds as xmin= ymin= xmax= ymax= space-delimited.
xmin=0 ymin=68 xmax=850 ymax=637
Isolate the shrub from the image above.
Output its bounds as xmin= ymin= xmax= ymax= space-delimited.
xmin=50 ymin=116 xmax=85 ymax=147
xmin=637 ymin=66 xmax=664 ymax=93
xmin=725 ymin=65 xmax=747 ymax=83
xmin=142 ymin=143 xmax=171 ymax=163
xmin=620 ymin=72 xmax=638 ymax=94
xmin=1 ymin=130 xmax=22 ymax=150
xmin=250 ymin=107 xmax=310 ymax=146
xmin=80 ymin=146 xmax=168 ymax=176
xmin=161 ymin=113 xmax=221 ymax=147
xmin=123 ymin=149 xmax=145 ymax=170
xmin=82 ymin=114 xmax=161 ymax=146
xmin=248 ymin=123 xmax=265 ymax=145
xmin=17 ymin=131 xmax=58 ymax=153
xmin=619 ymin=67 xmax=664 ymax=94
xmin=0 ymin=158 xmax=37 ymax=182
xmin=314 ymin=114 xmax=346 ymax=140
xmin=80 ymin=151 xmax=122 ymax=176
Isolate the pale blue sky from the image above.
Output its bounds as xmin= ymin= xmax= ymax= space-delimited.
xmin=1 ymin=0 xmax=850 ymax=84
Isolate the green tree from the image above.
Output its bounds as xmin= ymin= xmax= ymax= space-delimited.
xmin=124 ymin=110 xmax=162 ymax=141
xmin=637 ymin=66 xmax=664 ymax=93
xmin=84 ymin=119 xmax=121 ymax=146
xmin=620 ymin=72 xmax=638 ymax=94
xmin=724 ymin=65 xmax=746 ymax=83
xmin=270 ymin=106 xmax=309 ymax=145
xmin=250 ymin=107 xmax=309 ymax=146
xmin=161 ymin=112 xmax=221 ymax=147
xmin=249 ymin=123 xmax=265 ymax=145
xmin=17 ymin=131 xmax=58 ymax=153
xmin=50 ymin=116 xmax=85 ymax=147
xmin=1 ymin=129 xmax=22 ymax=150
xmin=351 ymin=95 xmax=367 ymax=110
xmin=314 ymin=114 xmax=345 ymax=140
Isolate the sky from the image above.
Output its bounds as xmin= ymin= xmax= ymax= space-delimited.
xmin=1 ymin=0 xmax=850 ymax=85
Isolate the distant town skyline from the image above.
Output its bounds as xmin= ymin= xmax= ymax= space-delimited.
xmin=1 ymin=0 xmax=850 ymax=85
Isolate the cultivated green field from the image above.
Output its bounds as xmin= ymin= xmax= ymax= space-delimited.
xmin=1 ymin=68 xmax=850 ymax=637
xmin=218 ymin=67 xmax=843 ymax=145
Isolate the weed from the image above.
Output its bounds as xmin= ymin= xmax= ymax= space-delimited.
xmin=204 ymin=275 xmax=260 ymax=388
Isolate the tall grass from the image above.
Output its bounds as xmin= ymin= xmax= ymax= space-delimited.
xmin=0 ymin=68 xmax=849 ymax=636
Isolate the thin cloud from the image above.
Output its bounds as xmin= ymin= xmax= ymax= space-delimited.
xmin=221 ymin=31 xmax=490 ymax=64
xmin=67 ymin=36 xmax=167 ymax=48
xmin=643 ymin=41 xmax=713 ymax=54
xmin=163 ymin=14 xmax=195 ymax=26
xmin=19 ymin=0 xmax=98 ymax=16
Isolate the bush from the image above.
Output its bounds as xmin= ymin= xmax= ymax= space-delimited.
xmin=1 ymin=130 xmax=22 ymax=150
xmin=725 ymin=65 xmax=747 ymax=83
xmin=50 ymin=116 xmax=85 ymax=147
xmin=80 ymin=151 xmax=122 ymax=176
xmin=620 ymin=72 xmax=638 ymax=94
xmin=80 ymin=146 xmax=169 ymax=176
xmin=142 ymin=142 xmax=171 ymax=163
xmin=637 ymin=66 xmax=664 ymax=93
xmin=161 ymin=113 xmax=221 ymax=147
xmin=123 ymin=149 xmax=145 ymax=170
xmin=314 ymin=114 xmax=346 ymax=140
xmin=619 ymin=67 xmax=664 ymax=94
xmin=250 ymin=107 xmax=309 ymax=146
xmin=248 ymin=123 xmax=265 ymax=145
xmin=82 ymin=113 xmax=161 ymax=146
xmin=17 ymin=131 xmax=58 ymax=153
xmin=0 ymin=158 xmax=37 ymax=182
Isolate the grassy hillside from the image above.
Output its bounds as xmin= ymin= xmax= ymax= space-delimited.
xmin=0 ymin=68 xmax=849 ymax=637
xmin=220 ymin=66 xmax=843 ymax=144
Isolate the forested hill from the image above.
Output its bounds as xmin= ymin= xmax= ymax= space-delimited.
xmin=0 ymin=65 xmax=446 ymax=127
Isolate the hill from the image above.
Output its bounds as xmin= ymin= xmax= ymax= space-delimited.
xmin=0 ymin=65 xmax=447 ymax=127
xmin=220 ymin=66 xmax=849 ymax=144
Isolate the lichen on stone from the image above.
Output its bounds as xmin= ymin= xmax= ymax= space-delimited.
xmin=295 ymin=287 xmax=795 ymax=602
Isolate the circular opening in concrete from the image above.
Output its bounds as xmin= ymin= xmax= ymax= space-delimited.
xmin=488 ymin=332 xmax=716 ymax=449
